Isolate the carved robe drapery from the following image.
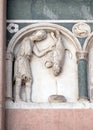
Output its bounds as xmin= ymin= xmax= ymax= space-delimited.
xmin=14 ymin=38 xmax=32 ymax=82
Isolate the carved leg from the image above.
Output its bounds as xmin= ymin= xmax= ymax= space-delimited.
xmin=25 ymin=80 xmax=32 ymax=102
xmin=14 ymin=78 xmax=22 ymax=102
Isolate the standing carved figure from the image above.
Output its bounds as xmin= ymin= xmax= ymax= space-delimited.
xmin=14 ymin=30 xmax=54 ymax=102
xmin=45 ymin=30 xmax=65 ymax=76
xmin=14 ymin=38 xmax=32 ymax=102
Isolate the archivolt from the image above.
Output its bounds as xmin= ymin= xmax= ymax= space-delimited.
xmin=83 ymin=32 xmax=93 ymax=52
xmin=7 ymin=23 xmax=82 ymax=54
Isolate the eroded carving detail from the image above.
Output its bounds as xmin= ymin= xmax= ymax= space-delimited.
xmin=48 ymin=95 xmax=67 ymax=103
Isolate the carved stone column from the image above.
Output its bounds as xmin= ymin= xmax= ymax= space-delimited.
xmin=6 ymin=53 xmax=13 ymax=100
xmin=0 ymin=0 xmax=6 ymax=129
xmin=76 ymin=51 xmax=88 ymax=100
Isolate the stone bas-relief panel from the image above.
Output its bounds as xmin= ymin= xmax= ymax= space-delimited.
xmin=32 ymin=33 xmax=78 ymax=103
xmin=6 ymin=23 xmax=80 ymax=104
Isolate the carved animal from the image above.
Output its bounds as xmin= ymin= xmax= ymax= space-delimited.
xmin=45 ymin=31 xmax=65 ymax=76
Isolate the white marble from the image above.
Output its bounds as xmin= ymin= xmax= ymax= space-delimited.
xmin=72 ymin=22 xmax=91 ymax=38
xmin=31 ymin=37 xmax=78 ymax=103
xmin=88 ymin=48 xmax=93 ymax=102
xmin=6 ymin=23 xmax=81 ymax=104
xmin=5 ymin=100 xmax=92 ymax=109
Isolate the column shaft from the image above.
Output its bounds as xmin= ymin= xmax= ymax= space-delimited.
xmin=0 ymin=0 xmax=6 ymax=129
xmin=78 ymin=59 xmax=88 ymax=99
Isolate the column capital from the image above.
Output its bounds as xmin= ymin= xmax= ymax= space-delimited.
xmin=76 ymin=51 xmax=88 ymax=61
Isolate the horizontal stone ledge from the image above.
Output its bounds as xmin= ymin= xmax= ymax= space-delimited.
xmin=5 ymin=101 xmax=93 ymax=109
xmin=6 ymin=19 xmax=93 ymax=23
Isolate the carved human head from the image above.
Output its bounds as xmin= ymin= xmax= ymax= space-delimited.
xmin=31 ymin=30 xmax=47 ymax=42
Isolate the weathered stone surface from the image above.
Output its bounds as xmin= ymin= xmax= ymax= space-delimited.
xmin=7 ymin=0 xmax=93 ymax=20
xmin=5 ymin=109 xmax=93 ymax=130
xmin=6 ymin=23 xmax=81 ymax=103
xmin=0 ymin=0 xmax=6 ymax=130
xmin=48 ymin=95 xmax=67 ymax=103
xmin=84 ymin=35 xmax=93 ymax=102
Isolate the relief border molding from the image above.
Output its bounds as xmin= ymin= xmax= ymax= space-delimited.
xmin=6 ymin=23 xmax=82 ymax=103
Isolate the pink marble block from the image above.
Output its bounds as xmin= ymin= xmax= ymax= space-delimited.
xmin=5 ymin=109 xmax=93 ymax=130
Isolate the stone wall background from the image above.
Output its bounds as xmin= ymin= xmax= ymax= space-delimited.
xmin=7 ymin=0 xmax=93 ymax=20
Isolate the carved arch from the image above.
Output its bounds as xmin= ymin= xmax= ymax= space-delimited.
xmin=6 ymin=23 xmax=82 ymax=102
xmin=83 ymin=32 xmax=93 ymax=51
xmin=7 ymin=23 xmax=82 ymax=54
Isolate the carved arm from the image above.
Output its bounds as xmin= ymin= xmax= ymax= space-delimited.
xmin=33 ymin=45 xmax=54 ymax=58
